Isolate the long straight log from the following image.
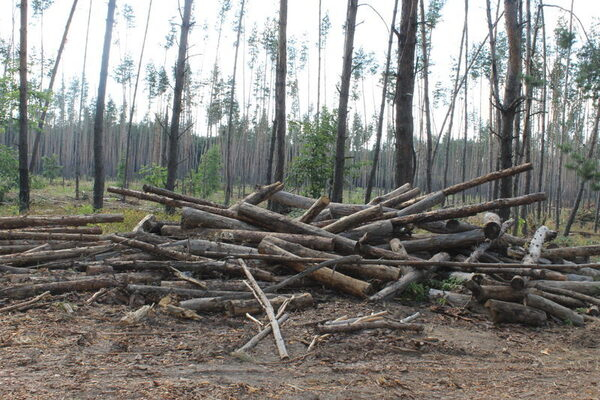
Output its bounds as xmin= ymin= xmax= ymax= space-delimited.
xmin=258 ymin=238 xmax=372 ymax=297
xmin=107 ymin=234 xmax=205 ymax=261
xmin=0 ymin=244 xmax=114 ymax=266
xmin=0 ymin=214 xmax=123 ymax=229
xmin=528 ymin=288 xmax=586 ymax=309
xmin=142 ymin=184 xmax=226 ymax=209
xmin=535 ymin=284 xmax=600 ymax=307
xmin=19 ymin=226 xmax=103 ymax=234
xmin=464 ymin=280 xmax=527 ymax=303
xmin=225 ymin=293 xmax=314 ymax=316
xmin=0 ymin=277 xmax=121 ymax=299
xmin=444 ymin=162 xmax=533 ymax=195
xmin=542 ymin=245 xmax=600 ymax=260
xmin=159 ymin=227 xmax=335 ymax=251
xmin=400 ymin=230 xmax=486 ymax=253
xmin=380 ymin=187 xmax=421 ymax=208
xmin=229 ymin=182 xmax=284 ymax=212
xmin=127 ymin=284 xmax=243 ymax=299
xmin=322 ymin=204 xmax=383 ymax=234
xmin=181 ymin=207 xmax=261 ymax=231
xmin=238 ymin=202 xmax=357 ymax=253
xmin=529 ymin=281 xmax=600 ymax=297
xmin=367 ymin=183 xmax=411 ymax=205
xmin=391 ymin=193 xmax=547 ymax=226
xmin=0 ymin=231 xmax=105 ymax=242
xmin=524 ymin=293 xmax=584 ymax=326
xmin=316 ymin=320 xmax=424 ymax=333
xmin=185 ymin=239 xmax=258 ymax=256
xmin=295 ymin=196 xmax=330 ymax=224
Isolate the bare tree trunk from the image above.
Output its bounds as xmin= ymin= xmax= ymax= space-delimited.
xmin=18 ymin=0 xmax=29 ymax=212
xmin=123 ymin=0 xmax=153 ymax=189
xmin=394 ymin=0 xmax=418 ymax=187
xmin=272 ymin=0 xmax=288 ymax=188
xmin=29 ymin=0 xmax=79 ymax=173
xmin=365 ymin=0 xmax=399 ymax=203
xmin=165 ymin=0 xmax=194 ymax=207
xmin=224 ymin=0 xmax=247 ymax=205
xmin=74 ymin=0 xmax=93 ymax=200
xmin=92 ymin=0 xmax=117 ymax=210
xmin=316 ymin=0 xmax=322 ymax=123
xmin=461 ymin=0 xmax=469 ymax=203
xmin=331 ymin=0 xmax=358 ymax=202
xmin=564 ymin=103 xmax=600 ymax=236
xmin=497 ymin=0 xmax=522 ymax=220
xmin=537 ymin=3 xmax=547 ymax=220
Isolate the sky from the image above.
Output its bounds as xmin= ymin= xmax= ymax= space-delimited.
xmin=1 ymin=0 xmax=599 ymax=138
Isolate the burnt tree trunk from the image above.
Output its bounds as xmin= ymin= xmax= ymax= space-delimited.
xmin=18 ymin=0 xmax=29 ymax=212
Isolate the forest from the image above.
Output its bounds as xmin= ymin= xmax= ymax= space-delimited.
xmin=0 ymin=0 xmax=599 ymax=231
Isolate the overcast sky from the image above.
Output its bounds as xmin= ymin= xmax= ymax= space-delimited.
xmin=1 ymin=0 xmax=598 ymax=137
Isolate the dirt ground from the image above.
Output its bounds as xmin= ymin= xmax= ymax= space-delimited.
xmin=1 ymin=289 xmax=599 ymax=400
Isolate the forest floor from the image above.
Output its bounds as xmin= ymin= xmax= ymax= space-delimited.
xmin=0 ymin=181 xmax=599 ymax=399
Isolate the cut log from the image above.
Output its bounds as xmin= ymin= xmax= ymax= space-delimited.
xmin=484 ymin=299 xmax=547 ymax=326
xmin=523 ymin=226 xmax=555 ymax=264
xmin=229 ymin=182 xmax=284 ymax=212
xmin=367 ymin=183 xmax=411 ymax=205
xmin=418 ymin=220 xmax=478 ymax=234
xmin=466 ymin=219 xmax=514 ymax=263
xmin=0 ymin=277 xmax=122 ymax=299
xmin=322 ymin=204 xmax=383 ymax=234
xmin=132 ymin=214 xmax=158 ymax=234
xmin=380 ymin=187 xmax=421 ymax=208
xmin=295 ymin=196 xmax=330 ymax=224
xmin=464 ymin=280 xmax=526 ymax=303
xmin=316 ymin=320 xmax=424 ymax=333
xmin=0 ymin=214 xmax=123 ymax=229
xmin=528 ymin=281 xmax=600 ymax=296
xmin=185 ymin=239 xmax=258 ymax=256
xmin=391 ymin=193 xmax=547 ymax=226
xmin=127 ymin=284 xmax=243 ymax=299
xmin=0 ymin=244 xmax=114 ymax=266
xmin=107 ymin=234 xmax=206 ymax=261
xmin=528 ymin=288 xmax=586 ymax=309
xmin=160 ymin=227 xmax=334 ymax=251
xmin=181 ymin=207 xmax=261 ymax=231
xmin=236 ymin=313 xmax=290 ymax=353
xmin=0 ymin=231 xmax=105 ymax=242
xmin=534 ymin=284 xmax=600 ymax=307
xmin=482 ymin=213 xmax=502 ymax=239
xmin=19 ymin=226 xmax=103 ymax=234
xmin=368 ymin=252 xmax=450 ymax=301
xmin=238 ymin=202 xmax=357 ymax=253
xmin=402 ymin=229 xmax=486 ymax=253
xmin=142 ymin=184 xmax=226 ymax=209
xmin=542 ymin=245 xmax=600 ymax=260
xmin=258 ymin=237 xmax=372 ymax=297
xmin=443 ymin=162 xmax=533 ymax=195
xmin=524 ymin=293 xmax=584 ymax=326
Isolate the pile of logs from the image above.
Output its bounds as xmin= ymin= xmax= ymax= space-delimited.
xmin=1 ymin=162 xmax=600 ymax=340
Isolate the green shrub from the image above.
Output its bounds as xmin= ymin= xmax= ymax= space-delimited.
xmin=0 ymin=145 xmax=18 ymax=202
xmin=139 ymin=164 xmax=168 ymax=187
xmin=41 ymin=154 xmax=62 ymax=183
xmin=191 ymin=145 xmax=222 ymax=198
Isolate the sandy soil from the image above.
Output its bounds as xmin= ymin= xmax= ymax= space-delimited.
xmin=1 ymin=290 xmax=599 ymax=400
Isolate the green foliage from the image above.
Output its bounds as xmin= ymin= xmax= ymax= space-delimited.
xmin=139 ymin=164 xmax=168 ymax=188
xmin=560 ymin=144 xmax=600 ymax=191
xmin=41 ymin=154 xmax=62 ymax=183
xmin=0 ymin=145 xmax=18 ymax=203
xmin=191 ymin=145 xmax=222 ymax=198
xmin=576 ymin=33 xmax=600 ymax=96
xmin=116 ymin=157 xmax=126 ymax=187
xmin=405 ymin=283 xmax=428 ymax=302
xmin=287 ymin=108 xmax=337 ymax=198
xmin=428 ymin=277 xmax=462 ymax=292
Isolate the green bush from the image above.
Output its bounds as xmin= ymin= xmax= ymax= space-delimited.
xmin=139 ymin=164 xmax=168 ymax=187
xmin=191 ymin=145 xmax=222 ymax=198
xmin=41 ymin=154 xmax=62 ymax=183
xmin=0 ymin=145 xmax=18 ymax=202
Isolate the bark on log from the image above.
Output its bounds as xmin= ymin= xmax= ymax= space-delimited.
xmin=0 ymin=214 xmax=123 ymax=229
xmin=390 ymin=193 xmax=547 ymax=226
xmin=236 ymin=313 xmax=290 ymax=353
xmin=0 ymin=277 xmax=121 ymax=299
xmin=258 ymin=237 xmax=372 ymax=297
xmin=108 ymin=234 xmax=206 ymax=261
xmin=535 ymin=284 xmax=600 ymax=307
xmin=322 ymin=204 xmax=383 ymax=234
xmin=295 ymin=196 xmax=330 ymax=224
xmin=142 ymin=184 xmax=226 ymax=209
xmin=484 ymin=299 xmax=547 ymax=326
xmin=185 ymin=239 xmax=258 ymax=256
xmin=160 ymin=227 xmax=334 ymax=251
xmin=0 ymin=231 xmax=105 ymax=242
xmin=181 ymin=207 xmax=261 ymax=231
xmin=482 ymin=212 xmax=502 ymax=239
xmin=19 ymin=226 xmax=103 ymax=234
xmin=132 ymin=214 xmax=158 ymax=234
xmin=367 ymin=183 xmax=411 ymax=205
xmin=402 ymin=229 xmax=486 ymax=253
xmin=316 ymin=320 xmax=424 ymax=333
xmin=542 ymin=245 xmax=600 ymax=260
xmin=0 ymin=244 xmax=114 ymax=266
xmin=464 ymin=280 xmax=526 ymax=303
xmin=380 ymin=187 xmax=421 ymax=208
xmin=127 ymin=284 xmax=243 ymax=299
xmin=528 ymin=281 xmax=600 ymax=296
xmin=418 ymin=220 xmax=478 ymax=234
xmin=524 ymin=293 xmax=584 ymax=326
xmin=229 ymin=182 xmax=284 ymax=212
xmin=238 ymin=202 xmax=357 ymax=253
xmin=368 ymin=252 xmax=450 ymax=301
xmin=443 ymin=162 xmax=533 ymax=195
xmin=528 ymin=288 xmax=586 ymax=309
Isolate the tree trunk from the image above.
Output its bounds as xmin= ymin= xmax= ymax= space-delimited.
xmin=18 ymin=0 xmax=29 ymax=212
xmin=272 ymin=0 xmax=288 ymax=187
xmin=331 ymin=0 xmax=358 ymax=202
xmin=365 ymin=0 xmax=399 ymax=202
xmin=165 ymin=0 xmax=193 ymax=207
xmin=29 ymin=0 xmax=79 ymax=173
xmin=92 ymin=0 xmax=117 ymax=210
xmin=224 ymin=0 xmax=246 ymax=205
xmin=394 ymin=0 xmax=419 ymax=187
xmin=497 ymin=0 xmax=522 ymax=220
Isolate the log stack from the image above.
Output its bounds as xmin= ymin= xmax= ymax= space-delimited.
xmin=1 ymin=162 xmax=599 ymax=331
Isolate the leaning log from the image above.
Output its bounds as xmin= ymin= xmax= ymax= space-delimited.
xmin=484 ymin=299 xmax=547 ymax=326
xmin=322 ymin=204 xmax=383 ymax=234
xmin=107 ymin=234 xmax=206 ymax=261
xmin=142 ymin=184 xmax=226 ymax=209
xmin=524 ymin=293 xmax=584 ymax=326
xmin=181 ymin=207 xmax=261 ymax=231
xmin=295 ymin=196 xmax=331 ymax=224
xmin=367 ymin=183 xmax=411 ymax=205
xmin=258 ymin=237 xmax=372 ymax=297
xmin=229 ymin=182 xmax=284 ymax=212
xmin=0 ymin=214 xmax=123 ymax=230
xmin=160 ymin=227 xmax=335 ymax=251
